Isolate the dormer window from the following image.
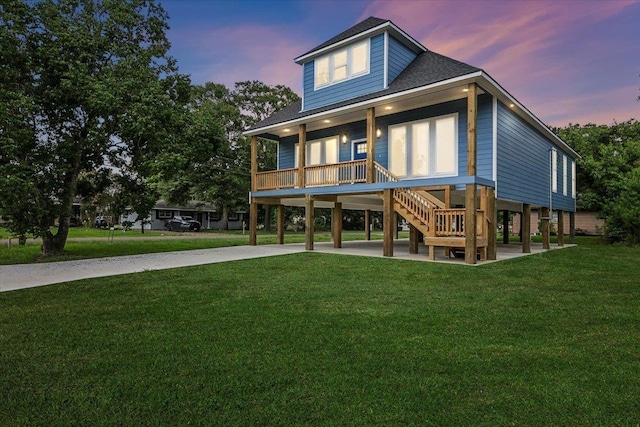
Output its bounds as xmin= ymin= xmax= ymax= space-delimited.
xmin=314 ymin=39 xmax=370 ymax=90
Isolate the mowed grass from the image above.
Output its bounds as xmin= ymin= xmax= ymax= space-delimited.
xmin=1 ymin=242 xmax=638 ymax=425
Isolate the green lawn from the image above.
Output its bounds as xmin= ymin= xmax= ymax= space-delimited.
xmin=1 ymin=241 xmax=638 ymax=425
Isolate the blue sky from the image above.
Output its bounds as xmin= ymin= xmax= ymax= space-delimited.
xmin=161 ymin=0 xmax=640 ymax=127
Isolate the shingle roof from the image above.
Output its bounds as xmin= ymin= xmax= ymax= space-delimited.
xmin=295 ymin=17 xmax=389 ymax=61
xmin=247 ymin=50 xmax=481 ymax=132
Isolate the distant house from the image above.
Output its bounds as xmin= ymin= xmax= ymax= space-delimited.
xmin=244 ymin=17 xmax=579 ymax=263
xmin=120 ymin=200 xmax=246 ymax=231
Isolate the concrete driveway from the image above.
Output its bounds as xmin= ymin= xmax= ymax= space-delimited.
xmin=0 ymin=244 xmax=305 ymax=293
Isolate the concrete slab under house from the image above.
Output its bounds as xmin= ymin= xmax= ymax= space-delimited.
xmin=244 ymin=17 xmax=580 ymax=264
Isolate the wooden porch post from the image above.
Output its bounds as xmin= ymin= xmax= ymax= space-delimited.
xmin=249 ymin=201 xmax=258 ymax=246
xmin=332 ymin=202 xmax=342 ymax=248
xmin=557 ymin=210 xmax=564 ymax=247
xmin=541 ymin=206 xmax=550 ymax=249
xmin=364 ymin=209 xmax=371 ymax=240
xmin=569 ymin=211 xmax=576 ymax=244
xmin=486 ymin=187 xmax=497 ymax=260
xmin=465 ymin=83 xmax=478 ymax=264
xmin=409 ymin=224 xmax=419 ymax=254
xmin=522 ymin=204 xmax=531 ymax=253
xmin=383 ymin=189 xmax=394 ymax=257
xmin=366 ymin=107 xmax=376 ymax=183
xmin=502 ymin=210 xmax=510 ymax=244
xmin=277 ymin=204 xmax=285 ymax=245
xmin=298 ymin=124 xmax=306 ymax=188
xmin=305 ymin=194 xmax=314 ymax=250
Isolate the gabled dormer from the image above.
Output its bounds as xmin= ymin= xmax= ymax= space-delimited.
xmin=295 ymin=17 xmax=426 ymax=111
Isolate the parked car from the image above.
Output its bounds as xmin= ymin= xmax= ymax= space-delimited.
xmin=95 ymin=215 xmax=109 ymax=228
xmin=165 ymin=216 xmax=201 ymax=232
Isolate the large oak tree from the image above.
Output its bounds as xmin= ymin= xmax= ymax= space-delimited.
xmin=0 ymin=0 xmax=217 ymax=255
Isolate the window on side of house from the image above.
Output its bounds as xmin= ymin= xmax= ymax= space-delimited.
xmin=571 ymin=160 xmax=576 ymax=199
xmin=314 ymin=39 xmax=370 ymax=90
xmin=388 ymin=114 xmax=458 ymax=179
xmin=157 ymin=210 xmax=173 ymax=219
xmin=552 ymin=149 xmax=558 ymax=193
xmin=563 ymin=154 xmax=568 ymax=196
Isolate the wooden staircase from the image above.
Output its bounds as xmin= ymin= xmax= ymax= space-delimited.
xmin=374 ymin=162 xmax=487 ymax=260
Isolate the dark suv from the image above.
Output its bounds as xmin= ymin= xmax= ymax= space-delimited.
xmin=165 ymin=216 xmax=201 ymax=232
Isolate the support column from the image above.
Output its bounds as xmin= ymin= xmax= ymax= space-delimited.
xmin=541 ymin=206 xmax=550 ymax=249
xmin=522 ymin=204 xmax=531 ymax=253
xmin=298 ymin=124 xmax=306 ymax=188
xmin=569 ymin=211 xmax=576 ymax=244
xmin=465 ymin=184 xmax=477 ymax=264
xmin=305 ymin=194 xmax=314 ymax=251
xmin=249 ymin=201 xmax=258 ymax=246
xmin=277 ymin=204 xmax=285 ymax=245
xmin=366 ymin=107 xmax=376 ymax=183
xmin=393 ymin=212 xmax=399 ymax=239
xmin=465 ymin=83 xmax=478 ymax=265
xmin=364 ymin=209 xmax=371 ymax=240
xmin=332 ymin=202 xmax=342 ymax=249
xmin=557 ymin=210 xmax=564 ymax=247
xmin=486 ymin=187 xmax=497 ymax=260
xmin=502 ymin=210 xmax=510 ymax=244
xmin=383 ymin=189 xmax=394 ymax=257
xmin=409 ymin=224 xmax=419 ymax=254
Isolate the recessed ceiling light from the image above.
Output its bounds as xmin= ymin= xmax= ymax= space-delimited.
xmin=283 ymin=128 xmax=291 ymax=132
xmin=323 ymin=119 xmax=331 ymax=123
xmin=462 ymin=88 xmax=469 ymax=92
xmin=384 ymin=106 xmax=392 ymax=110
xmin=509 ymin=104 xmax=515 ymax=108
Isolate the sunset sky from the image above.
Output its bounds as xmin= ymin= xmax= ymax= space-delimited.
xmin=161 ymin=0 xmax=640 ymax=128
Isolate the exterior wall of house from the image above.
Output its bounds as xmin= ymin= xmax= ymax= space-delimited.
xmin=302 ymin=34 xmax=385 ymax=111
xmin=387 ymin=35 xmax=417 ymax=84
xmin=496 ymin=101 xmax=576 ymax=211
xmin=277 ymin=94 xmax=494 ymax=186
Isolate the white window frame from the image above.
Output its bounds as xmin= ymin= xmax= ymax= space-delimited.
xmin=388 ymin=113 xmax=458 ymax=179
xmin=552 ymin=149 xmax=558 ymax=193
xmin=571 ymin=160 xmax=576 ymax=199
xmin=314 ymin=39 xmax=370 ymax=90
xmin=294 ymin=136 xmax=340 ymax=168
xmin=563 ymin=155 xmax=568 ymax=196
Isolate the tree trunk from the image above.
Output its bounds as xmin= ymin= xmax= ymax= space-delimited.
xmin=41 ymin=221 xmax=69 ymax=257
xmin=221 ymin=204 xmax=229 ymax=231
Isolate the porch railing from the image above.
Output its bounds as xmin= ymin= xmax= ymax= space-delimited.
xmin=255 ymin=168 xmax=297 ymax=190
xmin=430 ymin=209 xmax=485 ymax=237
xmin=305 ymin=160 xmax=367 ymax=186
xmin=255 ymin=160 xmax=367 ymax=190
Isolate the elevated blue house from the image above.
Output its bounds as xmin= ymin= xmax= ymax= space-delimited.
xmin=245 ymin=17 xmax=579 ymax=264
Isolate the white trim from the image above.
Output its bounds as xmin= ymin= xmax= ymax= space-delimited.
xmin=388 ymin=113 xmax=458 ymax=179
xmin=314 ymin=39 xmax=370 ymax=91
xmin=277 ymin=141 xmax=281 ymax=169
xmin=492 ymin=95 xmax=498 ymax=194
xmin=245 ymin=71 xmax=483 ymax=135
xmin=246 ymin=70 xmax=579 ymax=162
xmin=351 ymin=137 xmax=367 ymax=161
xmin=294 ymin=21 xmax=426 ymax=64
xmin=563 ymin=154 xmax=567 ymax=196
xmin=479 ymin=72 xmax=580 ymax=159
xmin=383 ymin=31 xmax=389 ymax=89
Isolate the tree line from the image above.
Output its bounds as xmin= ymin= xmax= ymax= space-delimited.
xmin=0 ymin=0 xmax=298 ymax=256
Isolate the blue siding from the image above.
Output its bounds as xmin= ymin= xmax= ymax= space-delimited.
xmin=477 ymin=94 xmax=494 ymax=181
xmin=278 ymin=135 xmax=298 ymax=169
xmin=496 ymin=101 xmax=576 ymax=211
xmin=387 ymin=35 xmax=417 ymax=84
xmin=302 ymin=34 xmax=385 ymax=111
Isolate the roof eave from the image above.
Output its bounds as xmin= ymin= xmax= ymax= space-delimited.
xmin=293 ymin=21 xmax=426 ymax=64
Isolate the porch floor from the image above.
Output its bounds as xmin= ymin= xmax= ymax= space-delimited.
xmin=309 ymin=239 xmax=575 ymax=265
